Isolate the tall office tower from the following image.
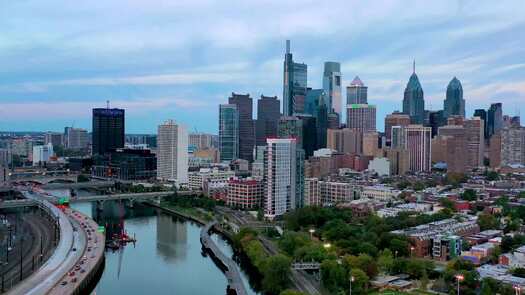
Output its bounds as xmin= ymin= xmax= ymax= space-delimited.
xmin=278 ymin=116 xmax=303 ymax=146
xmin=219 ymin=104 xmax=239 ymax=162
xmin=384 ymin=112 xmax=411 ymax=144
xmin=488 ymin=103 xmax=503 ymax=138
xmin=0 ymin=149 xmax=10 ymax=167
xmin=428 ymin=110 xmax=446 ymax=137
xmin=44 ymin=132 xmax=63 ymax=148
xmin=263 ymin=138 xmax=304 ymax=219
xmin=323 ymin=62 xmax=342 ymax=118
xmin=464 ymin=118 xmax=485 ymax=169
xmin=283 ymin=40 xmax=307 ymax=116
xmin=443 ymin=77 xmax=465 ymax=119
xmin=64 ymin=127 xmax=89 ymax=150
xmin=346 ymin=76 xmax=368 ymax=104
xmin=189 ymin=133 xmax=215 ymax=150
xmin=386 ymin=148 xmax=410 ymax=175
xmin=305 ymin=88 xmax=329 ymax=148
xmin=32 ymin=143 xmax=54 ymax=166
xmin=363 ymin=132 xmax=380 ymax=157
xmin=256 ymin=95 xmax=281 ymax=146
xmin=326 ymin=128 xmax=363 ymax=154
xmin=432 ymin=134 xmax=467 ymax=173
xmin=402 ymin=63 xmax=425 ymax=124
xmin=92 ymin=108 xmax=125 ymax=155
xmin=228 ymin=93 xmax=255 ymax=162
xmin=490 ymin=127 xmax=525 ymax=168
xmin=511 ymin=116 xmax=521 ymax=127
xmin=327 ymin=113 xmax=340 ymax=129
xmin=346 ymin=104 xmax=376 ymax=132
xmin=296 ymin=114 xmax=318 ymax=157
xmin=157 ymin=120 xmax=188 ymax=184
xmin=473 ymin=109 xmax=488 ymax=139
xmin=395 ymin=125 xmax=432 ymax=172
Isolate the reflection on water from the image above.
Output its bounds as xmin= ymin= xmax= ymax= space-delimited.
xmin=45 ymin=189 xmax=260 ymax=295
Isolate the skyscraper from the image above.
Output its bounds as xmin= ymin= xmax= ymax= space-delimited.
xmin=263 ymin=138 xmax=304 ymax=219
xmin=346 ymin=76 xmax=368 ymax=104
xmin=92 ymin=108 xmax=125 ymax=155
xmin=157 ymin=120 xmax=188 ymax=185
xmin=488 ymin=103 xmax=503 ymax=138
xmin=443 ymin=77 xmax=465 ymax=118
xmin=428 ymin=110 xmax=446 ymax=137
xmin=219 ymin=104 xmax=239 ymax=162
xmin=346 ymin=104 xmax=376 ymax=132
xmin=228 ymin=93 xmax=255 ymax=162
xmin=464 ymin=117 xmax=485 ymax=169
xmin=326 ymin=128 xmax=363 ymax=155
xmin=395 ymin=125 xmax=431 ymax=172
xmin=283 ymin=40 xmax=307 ymax=116
xmin=402 ymin=63 xmax=425 ymax=124
xmin=256 ymin=95 xmax=280 ymax=146
xmin=305 ymin=88 xmax=329 ymax=149
xmin=323 ymin=62 xmax=342 ymax=119
xmin=64 ymin=127 xmax=89 ymax=150
xmin=44 ymin=132 xmax=64 ymax=148
xmin=490 ymin=127 xmax=525 ymax=167
xmin=384 ymin=112 xmax=410 ymax=144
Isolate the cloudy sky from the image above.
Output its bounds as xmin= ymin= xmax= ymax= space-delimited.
xmin=1 ymin=0 xmax=524 ymax=133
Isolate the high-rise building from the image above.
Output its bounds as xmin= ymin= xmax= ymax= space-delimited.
xmin=386 ymin=148 xmax=410 ymax=175
xmin=0 ymin=149 xmax=11 ymax=167
xmin=327 ymin=113 xmax=340 ymax=129
xmin=44 ymin=132 xmax=64 ymax=148
xmin=464 ymin=118 xmax=485 ymax=169
xmin=227 ymin=178 xmax=264 ymax=210
xmin=346 ymin=76 xmax=368 ymax=104
xmin=326 ymin=128 xmax=363 ymax=155
xmin=323 ymin=62 xmax=342 ymax=119
xmin=229 ymin=93 xmax=255 ymax=162
xmin=395 ymin=125 xmax=431 ymax=172
xmin=443 ymin=77 xmax=465 ymax=119
xmin=256 ymin=95 xmax=280 ymax=146
xmin=157 ymin=120 xmax=188 ymax=185
xmin=189 ymin=133 xmax=216 ymax=150
xmin=363 ymin=132 xmax=380 ymax=157
xmin=384 ymin=112 xmax=410 ymax=144
xmin=428 ymin=110 xmax=446 ymax=137
xmin=278 ymin=116 xmax=303 ymax=146
xmin=346 ymin=104 xmax=376 ymax=132
xmin=296 ymin=114 xmax=318 ymax=157
xmin=263 ymin=138 xmax=304 ymax=219
xmin=473 ymin=109 xmax=488 ymax=140
xmin=219 ymin=104 xmax=239 ymax=162
xmin=402 ymin=63 xmax=425 ymax=124
xmin=305 ymin=89 xmax=329 ymax=149
xmin=92 ymin=108 xmax=125 ymax=155
xmin=488 ymin=103 xmax=503 ymax=138
xmin=32 ymin=143 xmax=54 ymax=166
xmin=283 ymin=40 xmax=307 ymax=116
xmin=432 ymin=134 xmax=467 ymax=173
xmin=64 ymin=127 xmax=89 ymax=150
xmin=490 ymin=127 xmax=525 ymax=167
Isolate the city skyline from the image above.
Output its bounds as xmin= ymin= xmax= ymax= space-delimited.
xmin=1 ymin=1 xmax=525 ymax=133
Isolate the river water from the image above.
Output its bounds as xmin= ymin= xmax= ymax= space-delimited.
xmin=47 ymin=189 xmax=261 ymax=295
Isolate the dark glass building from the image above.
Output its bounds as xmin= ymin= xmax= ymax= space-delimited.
xmin=283 ymin=40 xmax=307 ymax=116
xmin=228 ymin=93 xmax=254 ymax=162
xmin=92 ymin=108 xmax=125 ymax=155
xmin=346 ymin=76 xmax=368 ymax=104
xmin=443 ymin=77 xmax=465 ymax=118
xmin=256 ymin=95 xmax=280 ymax=146
xmin=474 ymin=109 xmax=488 ymax=139
xmin=92 ymin=148 xmax=156 ymax=180
xmin=305 ymin=88 xmax=329 ymax=149
xmin=488 ymin=103 xmax=503 ymax=138
xmin=428 ymin=110 xmax=446 ymax=137
xmin=402 ymin=64 xmax=425 ymax=124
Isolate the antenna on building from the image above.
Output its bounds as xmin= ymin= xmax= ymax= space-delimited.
xmin=413 ymin=59 xmax=416 ymax=74
xmin=286 ymin=40 xmax=290 ymax=54
xmin=106 ymin=100 xmax=110 ymax=109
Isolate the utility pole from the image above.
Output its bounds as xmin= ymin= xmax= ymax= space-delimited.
xmin=19 ymin=236 xmax=23 ymax=281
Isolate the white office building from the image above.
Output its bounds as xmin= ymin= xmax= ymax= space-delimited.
xmin=157 ymin=120 xmax=189 ymax=185
xmin=32 ymin=143 xmax=54 ymax=166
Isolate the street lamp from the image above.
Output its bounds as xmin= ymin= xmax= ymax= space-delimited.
xmin=349 ymin=271 xmax=355 ymax=295
xmin=309 ymin=229 xmax=315 ymax=240
xmin=323 ymin=243 xmax=331 ymax=249
xmin=514 ymin=285 xmax=522 ymax=295
xmin=455 ymin=274 xmax=464 ymax=295
xmin=410 ymin=246 xmax=415 ymax=257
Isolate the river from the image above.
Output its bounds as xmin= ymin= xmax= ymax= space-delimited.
xmin=47 ymin=189 xmax=261 ymax=295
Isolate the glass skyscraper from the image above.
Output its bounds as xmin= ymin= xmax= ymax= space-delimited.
xmin=402 ymin=63 xmax=425 ymax=124
xmin=228 ymin=93 xmax=254 ymax=162
xmin=443 ymin=77 xmax=465 ymax=118
xmin=219 ymin=104 xmax=239 ymax=162
xmin=323 ymin=62 xmax=342 ymax=120
xmin=256 ymin=95 xmax=280 ymax=146
xmin=305 ymin=88 xmax=328 ymax=149
xmin=488 ymin=103 xmax=503 ymax=138
xmin=346 ymin=76 xmax=368 ymax=104
xmin=283 ymin=40 xmax=307 ymax=116
xmin=92 ymin=108 xmax=125 ymax=155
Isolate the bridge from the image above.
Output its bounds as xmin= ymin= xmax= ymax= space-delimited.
xmin=66 ymin=190 xmax=200 ymax=203
xmin=200 ymin=222 xmax=247 ymax=295
xmin=0 ymin=199 xmax=38 ymax=209
xmin=9 ymin=173 xmax=78 ymax=184
xmin=292 ymin=262 xmax=321 ymax=270
xmin=41 ymin=181 xmax=115 ymax=190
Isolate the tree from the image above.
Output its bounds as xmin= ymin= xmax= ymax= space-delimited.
xmin=477 ymin=213 xmax=500 ymax=231
xmin=350 ymin=268 xmax=369 ymax=295
xmin=377 ymin=249 xmax=394 ymax=274
xmin=261 ymin=254 xmax=291 ymax=294
xmin=486 ymin=171 xmax=500 ymax=181
xmin=461 ymin=189 xmax=477 ymax=201
xmin=512 ymin=267 xmax=525 ymax=278
xmin=406 ymin=259 xmax=426 ymax=278
xmin=278 ymin=231 xmax=309 ymax=256
xmin=321 ymin=259 xmax=346 ymax=293
xmin=420 ymin=270 xmax=429 ymax=290
xmin=279 ymin=290 xmax=305 ymax=295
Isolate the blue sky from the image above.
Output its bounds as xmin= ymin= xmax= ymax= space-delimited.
xmin=1 ymin=0 xmax=524 ymax=133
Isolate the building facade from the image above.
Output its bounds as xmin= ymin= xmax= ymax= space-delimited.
xmin=219 ymin=104 xmax=239 ymax=162
xmin=227 ymin=178 xmax=264 ymax=209
xmin=346 ymin=104 xmax=376 ymax=132
xmin=323 ymin=62 xmax=342 ymax=119
xmin=92 ymin=108 xmax=125 ymax=155
xmin=256 ymin=95 xmax=280 ymax=146
xmin=32 ymin=143 xmax=54 ymax=166
xmin=402 ymin=65 xmax=425 ymax=124
xmin=229 ymin=93 xmax=255 ymax=162
xmin=157 ymin=120 xmax=188 ymax=185
xmin=488 ymin=103 xmax=503 ymax=139
xmin=443 ymin=77 xmax=465 ymax=119
xmin=283 ymin=40 xmax=307 ymax=116
xmin=326 ymin=128 xmax=363 ymax=155
xmin=65 ymin=127 xmax=89 ymax=150
xmin=346 ymin=76 xmax=367 ymax=104
xmin=384 ymin=112 xmax=411 ymax=144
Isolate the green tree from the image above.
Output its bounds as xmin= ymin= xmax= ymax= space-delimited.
xmin=420 ymin=270 xmax=429 ymax=290
xmin=512 ymin=267 xmax=525 ymax=278
xmin=350 ymin=268 xmax=369 ymax=295
xmin=261 ymin=254 xmax=291 ymax=294
xmin=321 ymin=259 xmax=346 ymax=293
xmin=278 ymin=231 xmax=309 ymax=256
xmin=486 ymin=171 xmax=500 ymax=181
xmin=406 ymin=259 xmax=426 ymax=278
xmin=461 ymin=189 xmax=477 ymax=201
xmin=279 ymin=290 xmax=305 ymax=295
xmin=377 ymin=249 xmax=394 ymax=274
xmin=477 ymin=213 xmax=500 ymax=231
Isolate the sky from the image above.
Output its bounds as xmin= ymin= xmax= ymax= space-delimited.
xmin=1 ymin=0 xmax=524 ymax=134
